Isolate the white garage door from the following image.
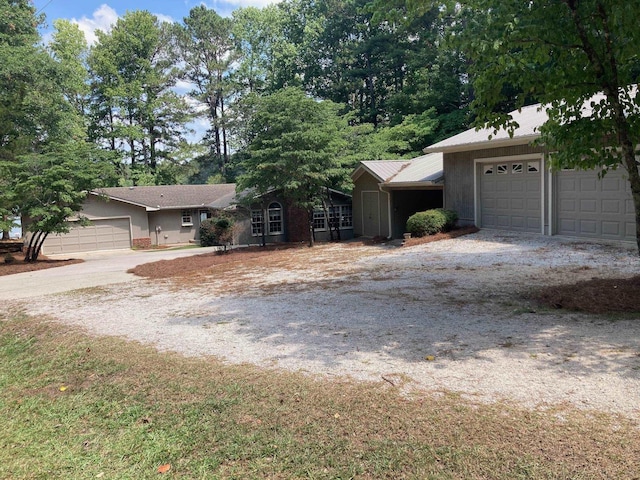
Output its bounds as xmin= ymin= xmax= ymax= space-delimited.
xmin=556 ymin=168 xmax=635 ymax=241
xmin=478 ymin=159 xmax=542 ymax=233
xmin=42 ymin=218 xmax=132 ymax=255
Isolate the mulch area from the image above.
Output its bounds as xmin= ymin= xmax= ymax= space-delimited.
xmin=128 ymin=244 xmax=306 ymax=280
xmin=0 ymin=255 xmax=83 ymax=276
xmin=529 ymin=276 xmax=640 ymax=314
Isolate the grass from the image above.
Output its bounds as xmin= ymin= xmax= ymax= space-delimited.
xmin=1 ymin=312 xmax=639 ymax=479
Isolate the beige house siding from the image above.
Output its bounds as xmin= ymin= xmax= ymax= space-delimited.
xmin=352 ymin=171 xmax=390 ymax=237
xmin=83 ymin=194 xmax=149 ymax=240
xmin=444 ymin=145 xmax=545 ymax=225
xmin=148 ymin=210 xmax=198 ymax=246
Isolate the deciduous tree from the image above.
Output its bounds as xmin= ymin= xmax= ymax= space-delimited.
xmin=236 ymin=87 xmax=346 ymax=246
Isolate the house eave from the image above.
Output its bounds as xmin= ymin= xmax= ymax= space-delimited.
xmin=423 ymin=135 xmax=540 ymax=154
xmin=384 ymin=181 xmax=443 ymax=189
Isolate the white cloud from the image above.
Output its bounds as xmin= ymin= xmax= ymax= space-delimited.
xmin=72 ymin=4 xmax=118 ymax=45
xmin=154 ymin=13 xmax=175 ymax=24
xmin=72 ymin=5 xmax=174 ymax=45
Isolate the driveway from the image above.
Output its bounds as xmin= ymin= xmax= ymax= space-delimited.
xmin=5 ymin=231 xmax=640 ymax=418
xmin=0 ymin=246 xmax=221 ymax=300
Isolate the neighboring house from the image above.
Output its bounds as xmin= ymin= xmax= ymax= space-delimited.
xmin=40 ymin=184 xmax=354 ymax=255
xmin=423 ymin=103 xmax=635 ymax=242
xmin=41 ymin=184 xmax=238 ymax=255
xmin=352 ymin=153 xmax=443 ymax=239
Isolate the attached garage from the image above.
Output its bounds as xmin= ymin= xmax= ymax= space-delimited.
xmin=42 ymin=217 xmax=132 ymax=255
xmin=555 ymin=168 xmax=635 ymax=242
xmin=478 ymin=158 xmax=543 ymax=233
xmin=424 ymin=100 xmax=637 ymax=245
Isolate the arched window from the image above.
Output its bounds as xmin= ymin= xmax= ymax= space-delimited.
xmin=268 ymin=202 xmax=283 ymax=234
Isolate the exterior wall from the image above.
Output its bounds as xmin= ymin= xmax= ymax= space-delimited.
xmin=83 ymin=194 xmax=149 ymax=240
xmin=148 ymin=210 xmax=199 ymax=245
xmin=444 ymin=144 xmax=545 ymax=226
xmin=352 ymin=171 xmax=390 ymax=237
xmin=389 ymin=188 xmax=443 ymax=239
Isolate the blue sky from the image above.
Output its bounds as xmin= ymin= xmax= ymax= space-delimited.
xmin=32 ymin=0 xmax=279 ymax=42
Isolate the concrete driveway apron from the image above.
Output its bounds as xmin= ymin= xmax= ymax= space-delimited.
xmin=0 ymin=247 xmax=219 ymax=300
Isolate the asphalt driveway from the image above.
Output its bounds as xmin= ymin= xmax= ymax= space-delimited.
xmin=0 ymin=246 xmax=220 ymax=300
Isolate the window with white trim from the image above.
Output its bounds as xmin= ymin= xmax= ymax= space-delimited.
xmin=251 ymin=210 xmax=263 ymax=236
xmin=497 ymin=164 xmax=508 ymax=174
xmin=339 ymin=205 xmax=353 ymax=228
xmin=512 ymin=163 xmax=523 ymax=174
xmin=268 ymin=202 xmax=282 ymax=234
xmin=483 ymin=165 xmax=494 ymax=175
xmin=313 ymin=210 xmax=326 ymax=230
xmin=181 ymin=210 xmax=193 ymax=226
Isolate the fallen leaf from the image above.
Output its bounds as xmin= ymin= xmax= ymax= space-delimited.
xmin=59 ymin=385 xmax=67 ymax=391
xmin=334 ymin=413 xmax=340 ymax=419
xmin=158 ymin=464 xmax=171 ymax=474
xmin=425 ymin=355 xmax=435 ymax=361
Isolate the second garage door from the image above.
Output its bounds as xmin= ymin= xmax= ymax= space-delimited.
xmin=478 ymin=159 xmax=543 ymax=233
xmin=42 ymin=218 xmax=132 ymax=255
xmin=556 ymin=168 xmax=635 ymax=241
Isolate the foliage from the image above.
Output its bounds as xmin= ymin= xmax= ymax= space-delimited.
xmin=87 ymin=11 xmax=191 ymax=181
xmin=406 ymin=208 xmax=458 ymax=237
xmin=176 ymin=6 xmax=236 ymax=178
xmin=199 ymin=215 xmax=234 ymax=247
xmin=237 ymin=87 xmax=346 ymax=209
xmin=455 ymin=0 xmax=640 ymax=252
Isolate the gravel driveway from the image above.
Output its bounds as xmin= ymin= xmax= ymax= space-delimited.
xmin=7 ymin=230 xmax=640 ymax=418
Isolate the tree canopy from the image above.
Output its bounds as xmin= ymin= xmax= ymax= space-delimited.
xmin=236 ymin=87 xmax=346 ymax=244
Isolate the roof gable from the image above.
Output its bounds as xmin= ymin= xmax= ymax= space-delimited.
xmin=352 ymin=153 xmax=443 ymax=186
xmin=352 ymin=160 xmax=411 ymax=183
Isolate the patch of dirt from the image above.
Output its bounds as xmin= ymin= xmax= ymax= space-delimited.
xmin=530 ymin=275 xmax=640 ymax=314
xmin=0 ymin=255 xmax=83 ymax=276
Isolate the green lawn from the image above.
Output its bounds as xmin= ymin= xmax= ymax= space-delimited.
xmin=1 ymin=311 xmax=638 ymax=479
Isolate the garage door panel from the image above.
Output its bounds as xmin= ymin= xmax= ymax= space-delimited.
xmin=43 ymin=218 xmax=131 ymax=254
xmin=602 ymin=221 xmax=621 ymax=236
xmin=479 ymin=160 xmax=542 ymax=233
xmin=579 ymin=199 xmax=597 ymax=213
xmin=602 ymin=199 xmax=621 ymax=214
xmin=556 ymin=169 xmax=634 ymax=241
xmin=579 ymin=220 xmax=597 ymax=234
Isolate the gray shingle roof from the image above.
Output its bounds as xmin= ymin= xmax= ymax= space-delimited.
xmin=92 ymin=184 xmax=238 ymax=210
xmin=424 ymin=103 xmax=547 ymax=153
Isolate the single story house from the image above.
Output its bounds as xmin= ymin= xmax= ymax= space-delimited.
xmin=423 ymin=102 xmax=635 ymax=242
xmin=351 ymin=153 xmax=444 ymax=239
xmin=40 ymin=184 xmax=353 ymax=255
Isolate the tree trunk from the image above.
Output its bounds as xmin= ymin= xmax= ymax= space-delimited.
xmin=307 ymin=209 xmax=314 ymax=248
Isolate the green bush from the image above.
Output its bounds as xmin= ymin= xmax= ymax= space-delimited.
xmin=200 ymin=215 xmax=234 ymax=247
xmin=406 ymin=209 xmax=458 ymax=237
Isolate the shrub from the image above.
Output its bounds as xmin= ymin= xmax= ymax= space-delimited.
xmin=4 ymin=253 xmax=15 ymax=264
xmin=200 ymin=215 xmax=235 ymax=248
xmin=406 ymin=209 xmax=458 ymax=237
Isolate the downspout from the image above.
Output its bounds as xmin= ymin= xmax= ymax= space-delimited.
xmin=378 ymin=183 xmax=392 ymax=239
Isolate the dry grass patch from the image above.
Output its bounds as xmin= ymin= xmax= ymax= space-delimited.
xmin=1 ymin=311 xmax=639 ymax=479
